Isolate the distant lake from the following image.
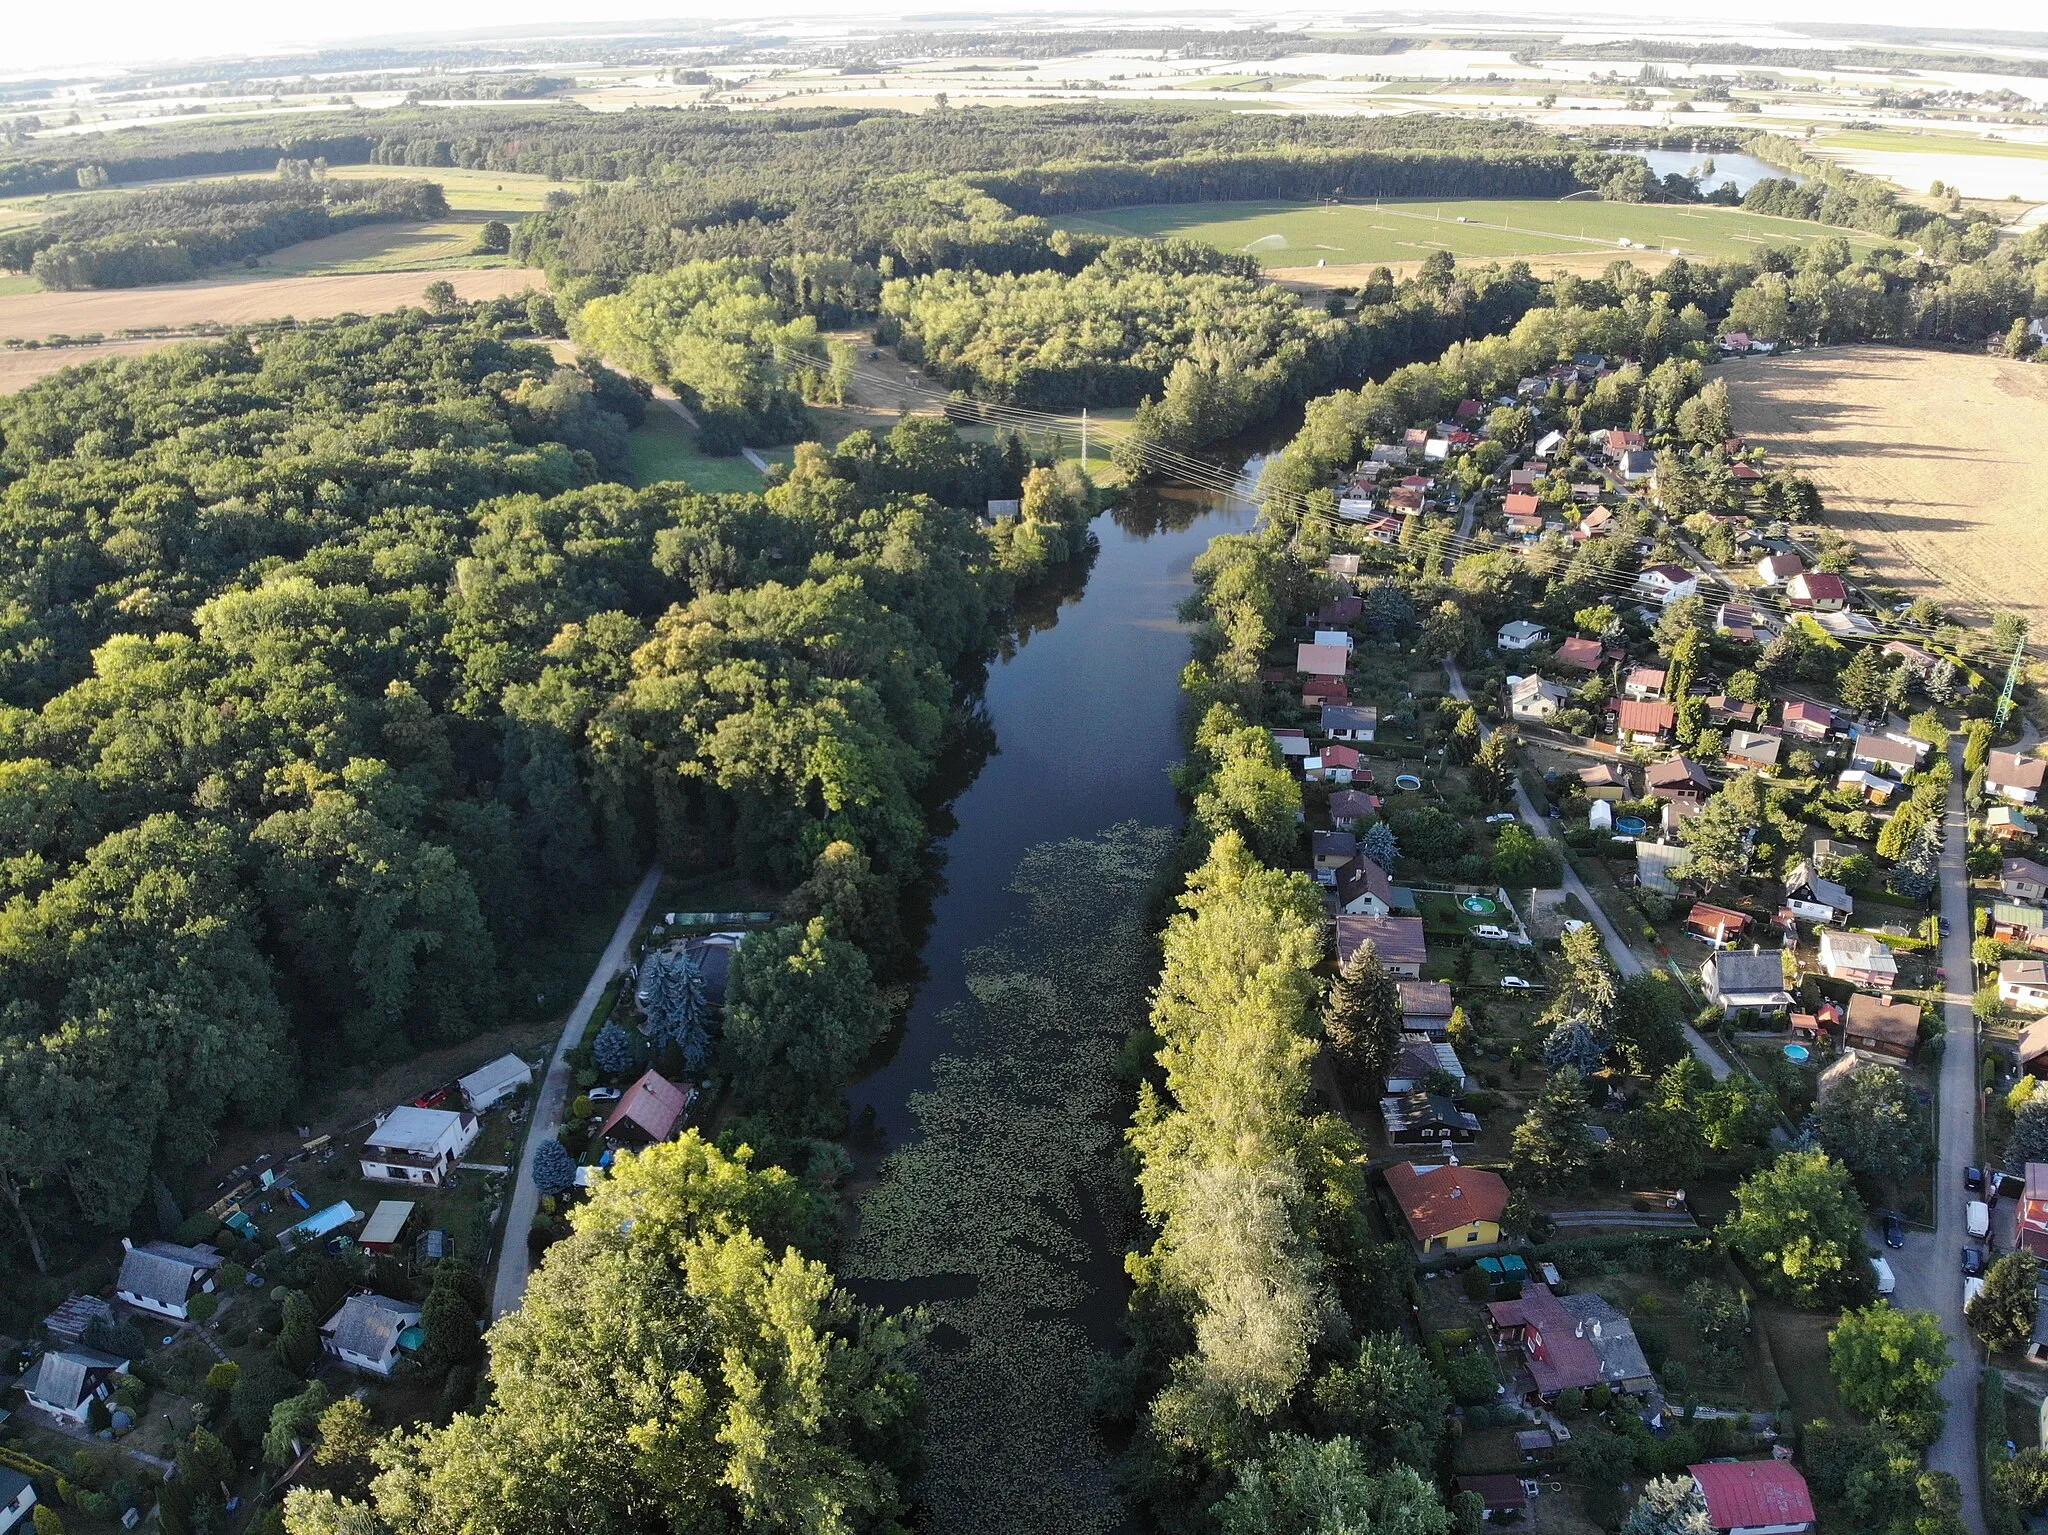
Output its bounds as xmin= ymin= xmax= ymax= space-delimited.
xmin=1638 ymin=149 xmax=1801 ymax=195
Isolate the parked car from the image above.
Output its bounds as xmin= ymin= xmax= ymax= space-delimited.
xmin=1500 ymin=975 xmax=1536 ymax=990
xmin=1471 ymin=924 xmax=1512 ymax=942
xmin=1870 ymin=1256 xmax=1896 ymax=1296
xmin=1966 ymin=1166 xmax=1985 ymax=1192
xmin=1485 ymin=812 xmax=1518 ymax=825
xmin=1963 ymin=1245 xmax=1986 ymax=1278
xmin=587 ymin=1087 xmax=622 ymax=1103
xmin=1882 ymin=1213 xmax=1904 ymax=1249
xmin=1967 ymin=1200 xmax=1991 ymax=1240
xmin=412 ymin=1085 xmax=453 ymax=1109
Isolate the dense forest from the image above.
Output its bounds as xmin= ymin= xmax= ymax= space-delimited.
xmin=0 ymin=171 xmax=447 ymax=288
xmin=0 ymin=301 xmax=1093 ymax=1273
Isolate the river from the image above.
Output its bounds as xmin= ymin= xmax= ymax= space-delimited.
xmin=842 ymin=464 xmax=1262 ymax=1535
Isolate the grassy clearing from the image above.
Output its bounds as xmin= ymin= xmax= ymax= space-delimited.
xmin=625 ymin=409 xmax=765 ymax=494
xmin=1053 ymin=197 xmax=1891 ymax=267
xmin=1752 ymin=1299 xmax=1846 ymax=1429
xmin=1814 ymin=129 xmax=2048 ymax=162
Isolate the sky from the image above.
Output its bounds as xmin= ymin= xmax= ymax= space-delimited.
xmin=4 ymin=0 xmax=2038 ymax=75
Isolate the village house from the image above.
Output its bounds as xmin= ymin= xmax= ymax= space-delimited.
xmin=1717 ymin=601 xmax=1770 ymax=644
xmin=1783 ymin=861 xmax=1854 ymax=926
xmin=1337 ymin=914 xmax=1427 ymax=976
xmin=1835 ymin=768 xmax=1900 ymax=805
xmin=360 ymin=1106 xmax=480 ymax=1187
xmin=2006 ymin=858 xmax=2048 ymax=904
xmin=1510 ymin=673 xmax=1572 ymax=723
xmin=1849 ymin=733 xmax=1924 ymax=776
xmin=1989 ymin=804 xmax=2038 ymax=842
xmin=115 ymin=1238 xmax=223 ymax=1321
xmin=1385 ymin=1161 xmax=1505 ymax=1251
xmin=1623 ymin=665 xmax=1668 ymax=701
xmin=1498 ymin=618 xmax=1548 ymax=651
xmin=1689 ymin=1460 xmax=1816 ymax=1535
xmin=1635 ymin=564 xmax=1699 ymax=605
xmin=1705 ymin=696 xmax=1759 ymax=729
xmin=1786 ymin=571 xmax=1848 ymax=613
xmin=1379 ymin=1091 xmax=1480 ymax=1146
xmin=359 ymin=1201 xmax=415 ymax=1255
xmin=1327 ymin=553 xmax=1363 ymax=580
xmin=1270 ymin=727 xmax=1310 ymax=760
xmin=1618 ymin=449 xmax=1656 ymax=482
xmin=1295 ymin=642 xmax=1349 ymax=678
xmin=1701 ymin=948 xmax=1791 ymax=1015
xmin=1614 ymin=699 xmax=1678 ymax=745
xmin=1844 ymin=993 xmax=1920 ymax=1062
xmin=1398 ymin=979 xmax=1455 ymax=1037
xmin=1488 ymin=1283 xmax=1655 ymax=1403
xmin=1817 ymin=929 xmax=1898 ymax=989
xmin=2020 ymin=1164 xmax=2048 ymax=1257
xmin=0 ymin=1469 xmax=35 ymax=1535
xmin=321 ymin=1293 xmax=424 ymax=1375
xmin=1989 ymin=750 xmax=2048 ymax=805
xmin=457 ymin=1052 xmax=533 ymax=1114
xmin=1576 ymin=502 xmax=1615 ymax=536
xmin=1995 ymin=901 xmax=2048 ymax=942
xmin=1385 ymin=1038 xmax=1467 ymax=1094
xmin=1686 ymin=903 xmax=1749 ymax=945
xmin=1577 ymin=762 xmax=1628 ymax=801
xmin=1320 ymin=703 xmax=1376 ymax=742
xmin=1554 ymin=634 xmax=1605 ymax=672
xmin=1646 ymin=757 xmax=1712 ymax=809
xmin=1459 ymin=1477 xmax=1530 ymax=1523
xmin=1726 ymin=730 xmax=1782 ymax=772
xmin=1778 ymin=701 xmax=1836 ymax=740
xmin=1302 ymin=676 xmax=1349 ymax=708
xmin=601 ymin=1069 xmax=697 ymax=1146
xmin=1331 ymin=856 xmax=1395 ymax=918
xmin=2003 ymin=960 xmax=2048 ymax=1017
xmin=20 ymin=1347 xmax=129 ymax=1425
xmin=1755 ymin=552 xmax=1804 ymax=586
xmin=1606 ymin=428 xmax=1647 ymax=460
xmin=1305 ymin=743 xmax=1363 ymax=784
xmin=1328 ymin=789 xmax=1378 ymax=828
xmin=1312 ymin=628 xmax=1354 ymax=654
xmin=1313 ymin=829 xmax=1358 ymax=870
xmin=1315 ymin=593 xmax=1363 ymax=626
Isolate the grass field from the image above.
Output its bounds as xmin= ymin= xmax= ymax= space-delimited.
xmin=1053 ymin=197 xmax=1892 ymax=268
xmin=1813 ymin=129 xmax=2048 ymax=162
xmin=1722 ymin=347 xmax=2048 ymax=633
xmin=627 ymin=407 xmax=766 ymax=494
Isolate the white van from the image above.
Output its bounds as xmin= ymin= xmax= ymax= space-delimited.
xmin=1870 ymin=1256 xmax=1896 ymax=1297
xmin=1967 ymin=1200 xmax=1991 ymax=1240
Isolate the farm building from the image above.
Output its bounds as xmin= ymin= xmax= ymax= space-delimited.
xmin=457 ymin=1053 xmax=533 ymax=1113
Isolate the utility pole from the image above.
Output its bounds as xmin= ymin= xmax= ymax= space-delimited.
xmin=1997 ymin=620 xmax=2030 ymax=729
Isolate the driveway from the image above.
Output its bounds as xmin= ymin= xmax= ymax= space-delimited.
xmin=489 ymin=863 xmax=664 ymax=1319
xmin=1444 ymin=658 xmax=1731 ymax=1081
xmin=1908 ymin=736 xmax=1982 ymax=1529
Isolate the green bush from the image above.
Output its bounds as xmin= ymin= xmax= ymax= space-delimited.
xmin=1439 ymin=1350 xmax=1499 ymax=1406
xmin=185 ymin=1291 xmax=218 ymax=1323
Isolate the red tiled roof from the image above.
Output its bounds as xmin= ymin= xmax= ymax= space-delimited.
xmin=1488 ymin=1283 xmax=1601 ymax=1394
xmin=1504 ymin=492 xmax=1541 ymax=518
xmin=1386 ymin=1161 xmax=1508 ymax=1241
xmin=1556 ymin=636 xmax=1604 ymax=670
xmin=1399 ymin=979 xmax=1454 ymax=1018
xmin=1790 ymin=571 xmax=1847 ymax=603
xmin=601 ymin=1069 xmax=693 ymax=1143
xmin=1689 ymin=1461 xmax=1815 ymax=1531
xmin=1616 ymin=700 xmax=1677 ymax=735
xmin=1336 ymin=914 xmax=1427 ymax=970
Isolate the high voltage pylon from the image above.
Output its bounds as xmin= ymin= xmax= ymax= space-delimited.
xmin=1996 ymin=620 xmax=2031 ymax=729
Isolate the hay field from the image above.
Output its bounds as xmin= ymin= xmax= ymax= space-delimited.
xmin=1052 ymin=197 xmax=1890 ymax=268
xmin=0 ymin=266 xmax=546 ymax=344
xmin=1722 ymin=347 xmax=2048 ymax=632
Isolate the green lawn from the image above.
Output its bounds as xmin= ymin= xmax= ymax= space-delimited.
xmin=1052 ymin=197 xmax=1893 ymax=267
xmin=1814 ymin=129 xmax=2048 ymax=162
xmin=626 ymin=408 xmax=765 ymax=494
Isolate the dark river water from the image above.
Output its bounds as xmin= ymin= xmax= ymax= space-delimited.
xmin=849 ymin=470 xmax=1260 ymax=1144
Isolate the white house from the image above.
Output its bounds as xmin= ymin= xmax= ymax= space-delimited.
xmin=1989 ymin=750 xmax=2048 ymax=805
xmin=1534 ymin=429 xmax=1563 ymax=457
xmin=457 ymin=1052 xmax=534 ymax=1114
xmin=1509 ymin=673 xmax=1571 ymax=723
xmin=1635 ymin=564 xmax=1700 ymax=605
xmin=1497 ymin=619 xmax=1548 ymax=652
xmin=321 ymin=1293 xmax=425 ymax=1375
xmin=115 ymin=1238 xmax=223 ymax=1321
xmin=1784 ymin=861 xmax=1854 ymax=926
xmin=1755 ymin=552 xmax=1804 ymax=586
xmin=2001 ymin=959 xmax=2048 ymax=1014
xmin=20 ymin=1347 xmax=129 ymax=1425
xmin=1312 ymin=628 xmax=1356 ymax=652
xmin=359 ymin=1106 xmax=480 ymax=1187
xmin=1701 ymin=949 xmax=1792 ymax=1016
xmin=0 ymin=1468 xmax=37 ymax=1535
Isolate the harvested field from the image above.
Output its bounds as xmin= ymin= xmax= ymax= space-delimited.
xmin=1723 ymin=346 xmax=2048 ymax=634
xmin=0 ymin=338 xmax=170 ymax=393
xmin=1270 ymin=247 xmax=1676 ymax=294
xmin=0 ymin=266 xmax=546 ymax=343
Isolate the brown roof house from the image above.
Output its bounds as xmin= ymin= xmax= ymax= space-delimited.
xmin=2006 ymin=858 xmax=2048 ymax=904
xmin=1844 ymin=993 xmax=1920 ymax=1062
xmin=1385 ymin=1161 xmax=1506 ymax=1251
xmin=1989 ymin=751 xmax=2048 ymax=805
xmin=601 ymin=1069 xmax=697 ymax=1145
xmin=1337 ymin=914 xmax=1426 ymax=977
xmin=1646 ymin=757 xmax=1713 ymax=808
xmin=1295 ymin=642 xmax=1350 ymax=678
xmin=1379 ymin=1091 xmax=1480 ymax=1146
xmin=1615 ymin=699 xmax=1678 ymax=745
xmin=1555 ymin=635 xmax=1606 ymax=671
xmin=1398 ymin=980 xmax=1456 ymax=1036
xmin=1488 ymin=1284 xmax=1655 ymax=1402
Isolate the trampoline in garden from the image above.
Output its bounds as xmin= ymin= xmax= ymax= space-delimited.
xmin=1783 ymin=1044 xmax=1810 ymax=1064
xmin=1615 ymin=816 xmax=1648 ymax=836
xmin=1460 ymin=895 xmax=1498 ymax=915
xmin=1394 ymin=774 xmax=1423 ymax=791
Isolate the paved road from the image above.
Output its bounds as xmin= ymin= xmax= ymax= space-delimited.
xmin=1905 ymin=735 xmax=1982 ymax=1530
xmin=490 ymin=863 xmax=664 ymax=1319
xmin=1443 ymin=658 xmax=1732 ymax=1081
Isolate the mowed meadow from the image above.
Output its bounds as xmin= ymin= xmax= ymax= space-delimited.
xmin=1723 ymin=347 xmax=2048 ymax=634
xmin=1054 ymin=196 xmax=1895 ymax=269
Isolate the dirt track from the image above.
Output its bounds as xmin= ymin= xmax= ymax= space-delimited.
xmin=1723 ymin=345 xmax=2048 ymax=633
xmin=0 ymin=266 xmax=547 ymax=343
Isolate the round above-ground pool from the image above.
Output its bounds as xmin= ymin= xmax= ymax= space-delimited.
xmin=1615 ymin=815 xmax=1648 ymax=836
xmin=1460 ymin=895 xmax=1498 ymax=915
xmin=1394 ymin=773 xmax=1423 ymax=791
xmin=1783 ymin=1043 xmax=1810 ymax=1064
